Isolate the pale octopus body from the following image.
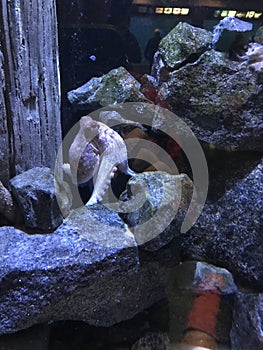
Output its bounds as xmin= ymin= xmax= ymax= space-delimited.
xmin=65 ymin=115 xmax=135 ymax=205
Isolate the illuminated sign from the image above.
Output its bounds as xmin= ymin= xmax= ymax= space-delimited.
xmin=181 ymin=8 xmax=190 ymax=15
xmin=155 ymin=7 xmax=163 ymax=14
xmin=155 ymin=7 xmax=189 ymax=15
xmin=214 ymin=9 xmax=262 ymax=19
xmin=164 ymin=7 xmax=172 ymax=14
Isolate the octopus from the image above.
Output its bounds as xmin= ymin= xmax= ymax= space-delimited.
xmin=63 ymin=115 xmax=136 ymax=205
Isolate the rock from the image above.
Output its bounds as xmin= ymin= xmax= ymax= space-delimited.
xmin=131 ymin=331 xmax=171 ymax=350
xmin=10 ymin=167 xmax=64 ymax=231
xmin=140 ymin=72 xmax=170 ymax=103
xmin=98 ymin=110 xmax=144 ymax=129
xmin=121 ymin=172 xmax=193 ymax=251
xmin=47 ymin=298 xmax=171 ymax=349
xmin=181 ymin=160 xmax=263 ymax=290
xmin=151 ymin=52 xmax=170 ymax=86
xmin=67 ymin=66 xmax=148 ymax=109
xmin=254 ymin=26 xmax=263 ymax=45
xmin=159 ymin=49 xmax=263 ymax=151
xmin=140 ymin=74 xmax=158 ymax=90
xmin=0 ymin=204 xmax=179 ymax=336
xmin=242 ymin=43 xmax=263 ymax=72
xmin=212 ymin=16 xmax=252 ymax=51
xmin=158 ymin=22 xmax=213 ymax=70
xmin=230 ymin=292 xmax=263 ymax=349
xmin=192 ymin=262 xmax=237 ymax=295
xmin=94 ymin=102 xmax=160 ymax=129
xmin=0 ymin=180 xmax=18 ymax=223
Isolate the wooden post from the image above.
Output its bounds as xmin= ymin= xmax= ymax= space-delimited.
xmin=0 ymin=51 xmax=10 ymax=186
xmin=0 ymin=0 xmax=61 ymax=185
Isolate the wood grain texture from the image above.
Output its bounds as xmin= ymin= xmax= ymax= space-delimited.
xmin=0 ymin=51 xmax=10 ymax=186
xmin=0 ymin=0 xmax=61 ymax=182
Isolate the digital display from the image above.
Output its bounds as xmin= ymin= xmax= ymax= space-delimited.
xmin=155 ymin=7 xmax=190 ymax=15
xmin=214 ymin=9 xmax=262 ymax=19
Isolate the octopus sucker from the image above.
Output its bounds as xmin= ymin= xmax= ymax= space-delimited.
xmin=64 ymin=115 xmax=135 ymax=205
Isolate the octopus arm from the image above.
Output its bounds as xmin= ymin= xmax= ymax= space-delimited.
xmin=86 ymin=156 xmax=116 ymax=205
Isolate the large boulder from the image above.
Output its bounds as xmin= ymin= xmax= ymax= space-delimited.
xmin=231 ymin=292 xmax=263 ymax=349
xmin=0 ymin=204 xmax=180 ymax=336
xmin=158 ymin=22 xmax=213 ymax=69
xmin=10 ymin=167 xmax=64 ymax=231
xmin=67 ymin=66 xmax=148 ymax=109
xmin=159 ymin=49 xmax=263 ymax=151
xmin=121 ymin=172 xmax=193 ymax=251
xmin=181 ymin=159 xmax=263 ymax=290
xmin=0 ymin=180 xmax=18 ymax=223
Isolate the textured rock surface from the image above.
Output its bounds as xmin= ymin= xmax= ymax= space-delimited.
xmin=121 ymin=172 xmax=193 ymax=251
xmin=159 ymin=49 xmax=263 ymax=151
xmin=181 ymin=160 xmax=263 ymax=289
xmin=192 ymin=262 xmax=237 ymax=295
xmin=67 ymin=66 xmax=148 ymax=109
xmin=131 ymin=331 xmax=171 ymax=350
xmin=231 ymin=292 xmax=263 ymax=350
xmin=254 ymin=26 xmax=263 ymax=45
xmin=10 ymin=167 xmax=63 ymax=231
xmin=0 ymin=204 xmax=180 ymax=336
xmin=159 ymin=22 xmax=213 ymax=69
xmin=0 ymin=180 xmax=17 ymax=223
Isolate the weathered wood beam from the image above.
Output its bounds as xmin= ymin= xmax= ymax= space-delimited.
xmin=0 ymin=0 xmax=61 ymax=183
xmin=0 ymin=51 xmax=11 ymax=186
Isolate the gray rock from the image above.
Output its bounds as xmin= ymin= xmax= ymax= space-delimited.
xmin=121 ymin=172 xmax=193 ymax=251
xmin=181 ymin=160 xmax=263 ymax=290
xmin=67 ymin=66 xmax=148 ymax=109
xmin=158 ymin=22 xmax=213 ymax=69
xmin=151 ymin=51 xmax=169 ymax=85
xmin=0 ymin=204 xmax=176 ymax=336
xmin=231 ymin=292 xmax=263 ymax=349
xmin=0 ymin=181 xmax=18 ymax=223
xmin=193 ymin=262 xmax=237 ymax=295
xmin=131 ymin=331 xmax=171 ymax=350
xmin=254 ymin=26 xmax=263 ymax=45
xmin=90 ymin=102 xmax=159 ymax=129
xmin=10 ymin=167 xmax=63 ymax=231
xmin=159 ymin=49 xmax=263 ymax=151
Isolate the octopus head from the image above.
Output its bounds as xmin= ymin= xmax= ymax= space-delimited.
xmin=80 ymin=115 xmax=100 ymax=140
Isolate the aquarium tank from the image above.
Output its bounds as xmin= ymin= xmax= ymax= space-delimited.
xmin=0 ymin=0 xmax=262 ymax=349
